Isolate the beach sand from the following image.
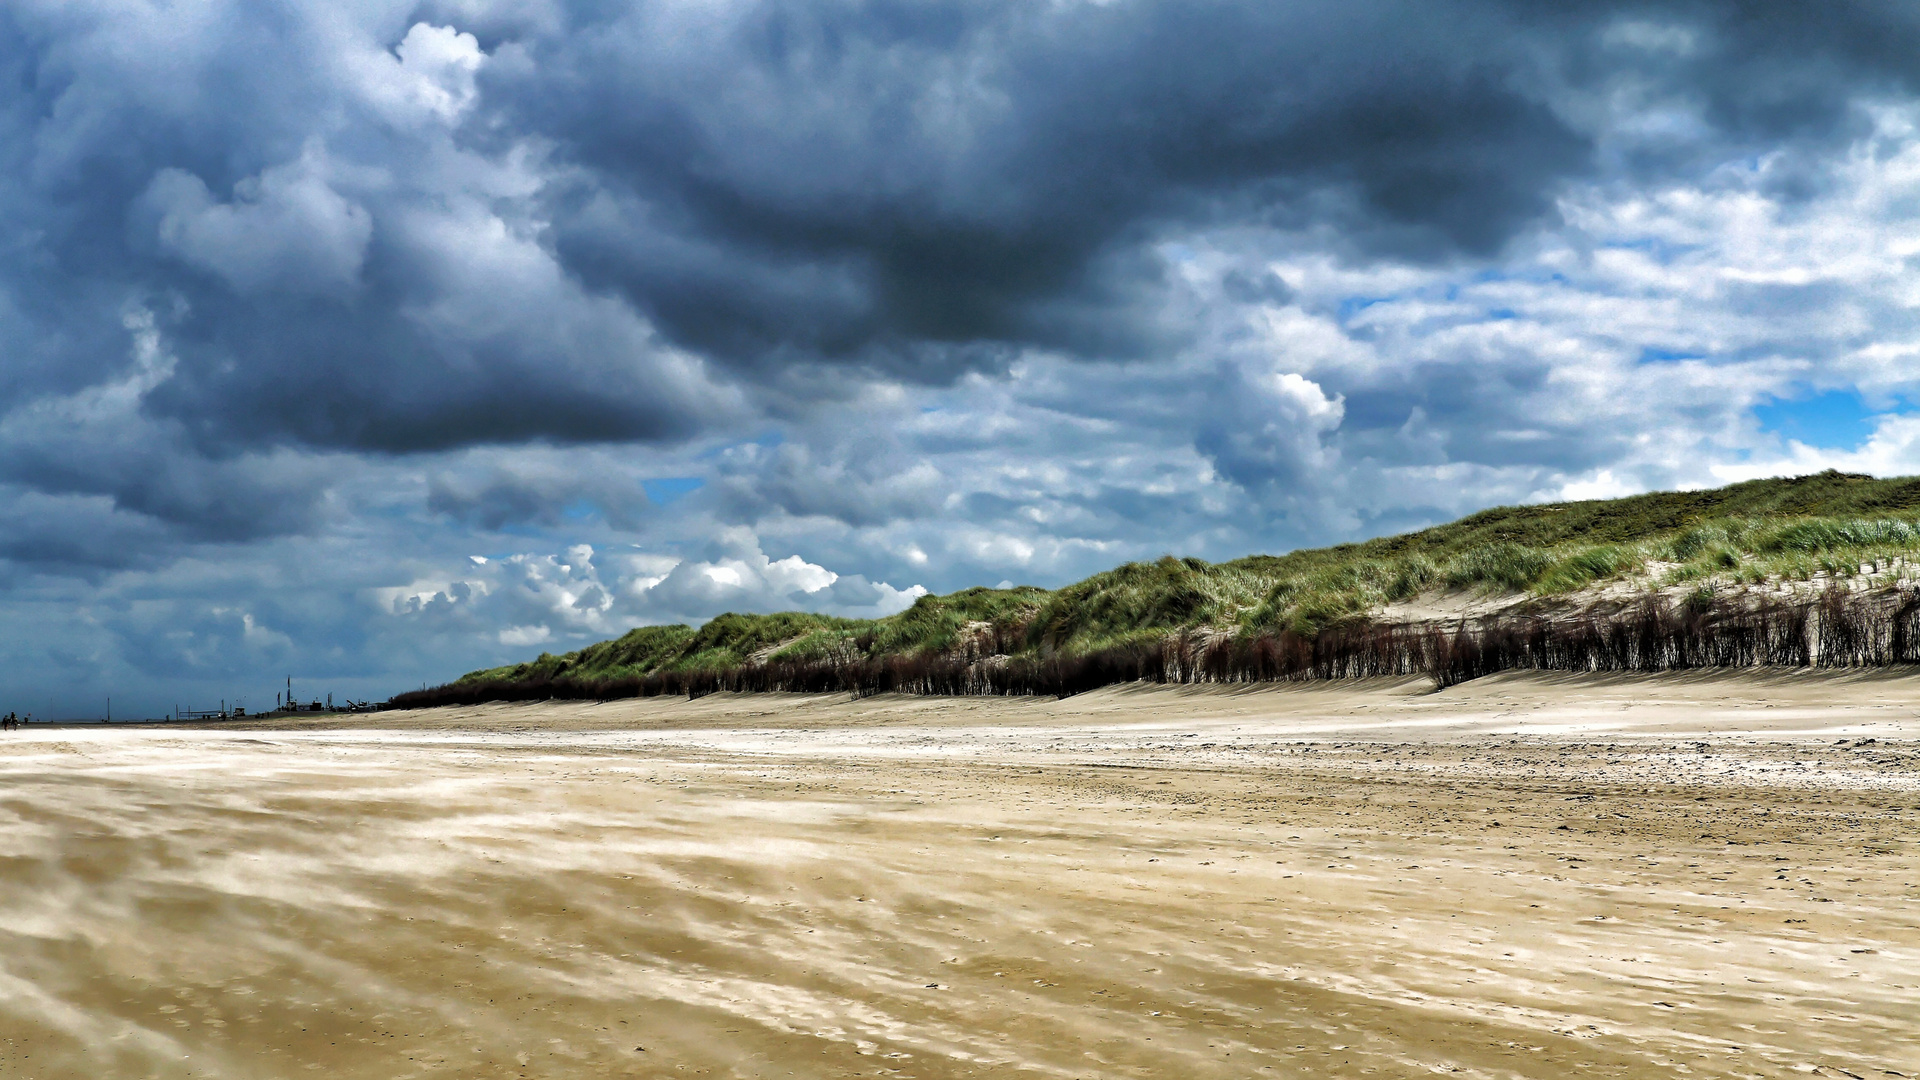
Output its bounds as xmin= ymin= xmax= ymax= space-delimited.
xmin=0 ymin=670 xmax=1916 ymax=1078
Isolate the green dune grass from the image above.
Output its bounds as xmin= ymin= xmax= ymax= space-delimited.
xmin=456 ymin=470 xmax=1920 ymax=688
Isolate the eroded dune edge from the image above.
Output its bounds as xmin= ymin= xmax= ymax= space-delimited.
xmin=2 ymin=671 xmax=1916 ymax=1078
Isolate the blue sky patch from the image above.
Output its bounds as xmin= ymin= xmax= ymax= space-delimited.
xmin=1336 ymin=295 xmax=1390 ymax=321
xmin=1753 ymin=389 xmax=1878 ymax=450
xmin=642 ymin=478 xmax=706 ymax=506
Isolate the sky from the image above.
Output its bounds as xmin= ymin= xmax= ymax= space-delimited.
xmin=8 ymin=1 xmax=1920 ymax=716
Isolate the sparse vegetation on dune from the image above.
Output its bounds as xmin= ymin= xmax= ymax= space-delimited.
xmin=393 ymin=471 xmax=1920 ymax=707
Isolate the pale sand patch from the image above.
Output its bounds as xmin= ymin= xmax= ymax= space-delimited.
xmin=0 ymin=672 xmax=1914 ymax=1078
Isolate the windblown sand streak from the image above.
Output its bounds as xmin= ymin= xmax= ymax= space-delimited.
xmin=0 ymin=672 xmax=1916 ymax=1078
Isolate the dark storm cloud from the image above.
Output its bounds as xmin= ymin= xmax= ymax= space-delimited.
xmin=426 ymin=464 xmax=658 ymax=530
xmin=504 ymin=0 xmax=1920 ymax=375
xmin=0 ymin=491 xmax=178 ymax=572
xmin=0 ymin=3 xmax=721 ymax=466
xmin=6 ymin=0 xmax=1920 ymax=464
xmin=1592 ymin=2 xmax=1920 ymax=142
xmin=0 ymin=0 xmax=1918 ymax=585
xmin=516 ymin=0 xmax=1586 ymax=370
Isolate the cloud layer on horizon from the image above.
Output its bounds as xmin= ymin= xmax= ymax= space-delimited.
xmin=6 ymin=0 xmax=1920 ymax=712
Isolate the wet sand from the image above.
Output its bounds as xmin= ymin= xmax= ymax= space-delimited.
xmin=1 ymin=671 xmax=1917 ymax=1078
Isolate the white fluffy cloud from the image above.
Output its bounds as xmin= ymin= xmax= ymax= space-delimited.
xmin=378 ymin=531 xmax=926 ymax=662
xmin=1199 ymin=367 xmax=1345 ymax=490
xmin=355 ymin=23 xmax=487 ymax=127
xmin=142 ymin=142 xmax=373 ymax=295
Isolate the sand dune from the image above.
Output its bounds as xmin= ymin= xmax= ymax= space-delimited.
xmin=1 ymin=672 xmax=1916 ymax=1078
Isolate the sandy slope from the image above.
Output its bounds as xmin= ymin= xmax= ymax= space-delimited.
xmin=0 ymin=672 xmax=1916 ymax=1078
